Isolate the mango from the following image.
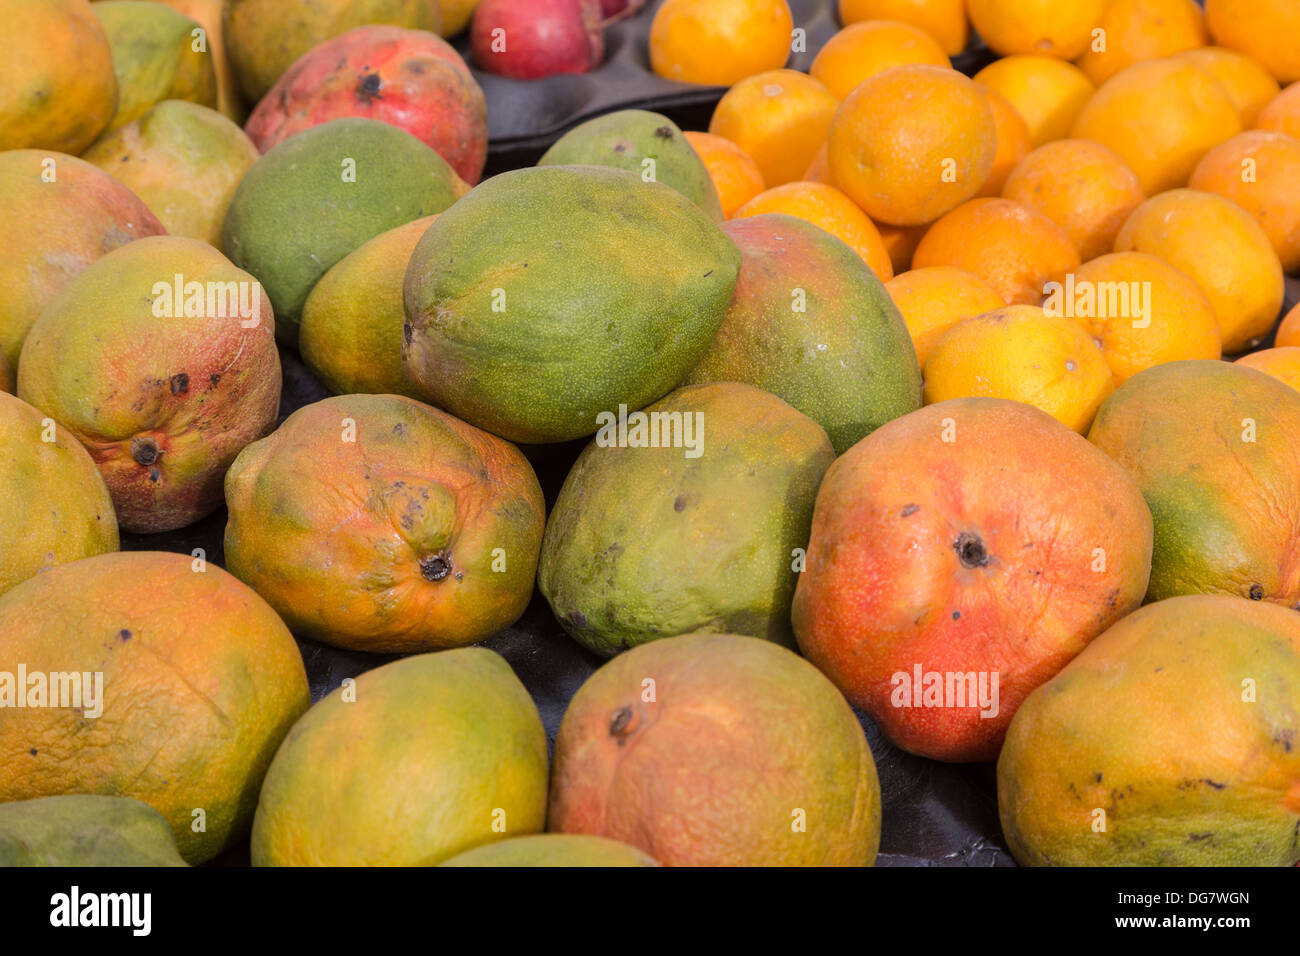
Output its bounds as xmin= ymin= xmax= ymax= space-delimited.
xmin=793 ymin=398 xmax=1153 ymax=762
xmin=0 ymin=552 xmax=310 ymax=864
xmin=244 ymin=25 xmax=487 ymax=185
xmin=685 ymin=213 xmax=922 ymax=453
xmin=18 ymin=236 xmax=281 ymax=534
xmin=0 ymin=149 xmax=165 ymax=370
xmin=82 ymin=100 xmax=259 ymax=246
xmin=252 ymin=649 xmax=548 ymax=866
xmin=1088 ymin=360 xmax=1300 ymax=606
xmin=403 ymin=165 xmax=740 ymax=443
xmin=147 ymin=0 xmax=244 ymax=121
xmin=440 ymin=834 xmax=658 ymax=867
xmin=550 ymin=633 xmax=882 ymax=866
xmin=539 ymin=382 xmax=833 ymax=655
xmin=999 ymin=594 xmax=1300 ymax=866
xmin=224 ymin=394 xmax=545 ymax=653
xmin=223 ymin=117 xmax=466 ymax=344
xmin=0 ymin=0 xmax=118 ymax=153
xmin=0 ymin=392 xmax=119 ymax=596
xmin=298 ymin=216 xmax=437 ymax=398
xmin=93 ymin=0 xmax=217 ymax=135
xmin=538 ymin=110 xmax=724 ymax=221
xmin=224 ymin=0 xmax=441 ymax=103
xmin=0 ymin=795 xmax=187 ymax=867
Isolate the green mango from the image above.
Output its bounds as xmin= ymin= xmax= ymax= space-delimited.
xmin=539 ymin=110 xmax=724 ymax=222
xmin=0 ymin=795 xmax=187 ymax=867
xmin=402 ymin=164 xmax=740 ymax=444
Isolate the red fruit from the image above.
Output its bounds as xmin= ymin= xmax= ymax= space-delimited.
xmin=472 ymin=0 xmax=604 ymax=80
xmin=245 ymin=26 xmax=488 ymax=184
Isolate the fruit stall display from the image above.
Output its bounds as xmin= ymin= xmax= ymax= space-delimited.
xmin=1 ymin=0 xmax=1299 ymax=870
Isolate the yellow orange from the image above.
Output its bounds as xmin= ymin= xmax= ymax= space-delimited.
xmin=804 ymin=143 xmax=832 ymax=183
xmin=876 ymin=221 xmax=930 ymax=274
xmin=966 ymin=0 xmax=1108 ymax=60
xmin=1205 ymin=0 xmax=1300 ymax=85
xmin=1275 ymin=302 xmax=1300 ymax=347
xmin=1049 ymin=252 xmax=1221 ymax=383
xmin=973 ymin=55 xmax=1095 ymax=146
xmin=1115 ymin=189 xmax=1285 ymax=353
xmin=884 ymin=266 xmax=1006 ymax=366
xmin=1190 ymin=130 xmax=1300 ymax=272
xmin=650 ymin=0 xmax=793 ymax=86
xmin=826 ymin=64 xmax=996 ymax=226
xmin=1070 ymin=57 xmax=1242 ymax=195
xmin=1257 ymin=83 xmax=1300 ymax=140
xmin=810 ymin=20 xmax=949 ymax=100
xmin=683 ymin=131 xmax=766 ymax=219
xmin=1001 ymin=139 xmax=1146 ymax=262
xmin=922 ymin=304 xmax=1115 ymax=433
xmin=974 ymin=84 xmax=1032 ymax=197
xmin=912 ymin=197 xmax=1081 ymax=305
xmin=733 ymin=181 xmax=894 ymax=280
xmin=709 ymin=70 xmax=838 ymax=187
xmin=1175 ymin=47 xmax=1281 ymax=126
xmin=1076 ymin=0 xmax=1207 ymax=86
xmin=838 ymin=0 xmax=967 ymax=55
xmin=1235 ymin=347 xmax=1300 ymax=392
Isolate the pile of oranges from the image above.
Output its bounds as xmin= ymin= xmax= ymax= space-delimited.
xmin=652 ymin=0 xmax=1300 ymax=432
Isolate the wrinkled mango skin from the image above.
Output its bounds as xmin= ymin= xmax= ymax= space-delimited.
xmin=224 ymin=394 xmax=545 ymax=653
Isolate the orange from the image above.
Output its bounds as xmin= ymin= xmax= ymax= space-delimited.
xmin=875 ymin=221 xmax=929 ymax=274
xmin=1236 ymin=347 xmax=1300 ymax=392
xmin=804 ymin=143 xmax=832 ymax=183
xmin=709 ymin=70 xmax=838 ymax=187
xmin=1001 ymin=139 xmax=1146 ymax=262
xmin=1257 ymin=83 xmax=1300 ymax=140
xmin=733 ymin=182 xmax=894 ymax=280
xmin=922 ymin=304 xmax=1115 ymax=433
xmin=1075 ymin=0 xmax=1207 ymax=86
xmin=884 ymin=265 xmax=1006 ymax=365
xmin=966 ymin=0 xmax=1108 ymax=60
xmin=649 ymin=0 xmax=793 ymax=86
xmin=826 ymin=64 xmax=996 ymax=226
xmin=1070 ymin=57 xmax=1242 ymax=195
xmin=1278 ymin=302 xmax=1300 ymax=347
xmin=973 ymin=55 xmax=1095 ymax=146
xmin=809 ymin=20 xmax=949 ymax=100
xmin=1175 ymin=47 xmax=1281 ymax=126
xmin=838 ymin=0 xmax=968 ymax=55
xmin=1115 ymin=189 xmax=1285 ymax=353
xmin=1205 ymin=0 xmax=1300 ymax=85
xmin=1047 ymin=252 xmax=1221 ymax=383
xmin=974 ymin=84 xmax=1032 ymax=197
xmin=912 ymin=197 xmax=1081 ymax=304
xmin=1190 ymin=130 xmax=1300 ymax=272
xmin=682 ymin=131 xmax=766 ymax=218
